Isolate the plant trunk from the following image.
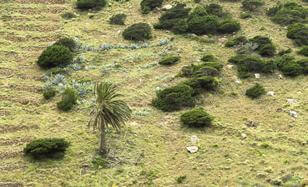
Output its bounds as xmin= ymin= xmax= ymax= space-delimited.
xmin=99 ymin=124 xmax=107 ymax=155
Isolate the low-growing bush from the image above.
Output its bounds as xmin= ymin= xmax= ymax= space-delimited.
xmin=24 ymin=138 xmax=70 ymax=159
xmin=245 ymin=83 xmax=265 ymax=99
xmin=249 ymin=36 xmax=276 ymax=57
xmin=54 ymin=37 xmax=76 ymax=52
xmin=297 ymin=58 xmax=308 ymax=74
xmin=280 ymin=61 xmax=304 ymax=77
xmin=187 ymin=15 xmax=219 ymax=35
xmin=76 ymin=0 xmax=107 ymax=10
xmin=240 ymin=12 xmax=252 ymax=19
xmin=122 ymin=23 xmax=152 ymax=41
xmin=201 ymin=54 xmax=217 ymax=62
xmin=140 ymin=0 xmax=163 ymax=14
xmin=43 ymin=86 xmax=57 ymax=100
xmin=57 ymin=87 xmax=77 ymax=111
xmin=205 ymin=3 xmax=229 ymax=18
xmin=267 ymin=2 xmax=307 ymax=26
xmin=181 ymin=62 xmax=222 ymax=77
xmin=242 ymin=0 xmax=264 ymax=11
xmin=109 ymin=14 xmax=127 ymax=25
xmin=37 ymin=45 xmax=73 ymax=69
xmin=287 ymin=23 xmax=308 ymax=46
xmin=152 ymin=84 xmax=195 ymax=112
xmin=298 ymin=46 xmax=308 ymax=57
xmin=180 ymin=107 xmax=213 ymax=128
xmin=218 ymin=19 xmax=241 ymax=34
xmin=159 ymin=55 xmax=180 ymax=66
xmin=225 ymin=36 xmax=248 ymax=47
xmin=182 ymin=76 xmax=219 ymax=95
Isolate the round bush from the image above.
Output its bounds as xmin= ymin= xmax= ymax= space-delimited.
xmin=242 ymin=0 xmax=264 ymax=11
xmin=43 ymin=86 xmax=57 ymax=100
xmin=57 ymin=87 xmax=78 ymax=111
xmin=76 ymin=0 xmax=107 ymax=10
xmin=187 ymin=15 xmax=219 ymax=35
xmin=140 ymin=0 xmax=163 ymax=14
xmin=298 ymin=46 xmax=308 ymax=57
xmin=245 ymin=83 xmax=266 ymax=99
xmin=249 ymin=36 xmax=276 ymax=57
xmin=37 ymin=45 xmax=73 ymax=69
xmin=159 ymin=55 xmax=180 ymax=66
xmin=218 ymin=20 xmax=241 ymax=34
xmin=54 ymin=37 xmax=76 ymax=52
xmin=24 ymin=138 xmax=70 ymax=159
xmin=152 ymin=84 xmax=195 ymax=112
xmin=183 ymin=76 xmax=219 ymax=95
xmin=180 ymin=107 xmax=213 ymax=128
xmin=122 ymin=23 xmax=152 ymax=41
xmin=109 ymin=14 xmax=127 ymax=25
xmin=280 ymin=61 xmax=303 ymax=77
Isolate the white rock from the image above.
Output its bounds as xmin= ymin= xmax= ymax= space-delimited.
xmin=186 ymin=146 xmax=198 ymax=153
xmin=227 ymin=65 xmax=234 ymax=69
xmin=190 ymin=135 xmax=199 ymax=144
xmin=162 ymin=4 xmax=172 ymax=10
xmin=267 ymin=91 xmax=275 ymax=96
xmin=278 ymin=74 xmax=283 ymax=79
xmin=235 ymin=80 xmax=241 ymax=84
xmin=241 ymin=133 xmax=247 ymax=139
xmin=287 ymin=99 xmax=297 ymax=104
xmin=289 ymin=110 xmax=298 ymax=118
xmin=255 ymin=73 xmax=260 ymax=79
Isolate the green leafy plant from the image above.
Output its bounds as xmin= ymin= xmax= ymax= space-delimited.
xmin=245 ymin=83 xmax=266 ymax=99
xmin=43 ymin=86 xmax=57 ymax=100
xmin=88 ymin=82 xmax=132 ymax=154
xmin=122 ymin=23 xmax=152 ymax=41
xmin=57 ymin=87 xmax=78 ymax=111
xmin=24 ymin=138 xmax=70 ymax=159
xmin=37 ymin=45 xmax=73 ymax=69
xmin=180 ymin=107 xmax=213 ymax=128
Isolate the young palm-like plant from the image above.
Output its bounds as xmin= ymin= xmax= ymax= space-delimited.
xmin=88 ymin=82 xmax=132 ymax=154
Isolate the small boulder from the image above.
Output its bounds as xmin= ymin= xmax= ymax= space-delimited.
xmin=186 ymin=146 xmax=198 ymax=153
xmin=162 ymin=4 xmax=172 ymax=10
xmin=289 ymin=110 xmax=298 ymax=118
xmin=267 ymin=91 xmax=275 ymax=96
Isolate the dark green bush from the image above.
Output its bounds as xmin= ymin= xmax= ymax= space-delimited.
xmin=280 ymin=61 xmax=303 ymax=77
xmin=76 ymin=0 xmax=107 ymax=10
xmin=24 ymin=138 xmax=70 ymax=159
xmin=225 ymin=36 xmax=248 ymax=47
xmin=274 ymin=54 xmax=295 ymax=69
xmin=182 ymin=76 xmax=219 ymax=95
xmin=278 ymin=48 xmax=292 ymax=56
xmin=245 ymin=83 xmax=265 ymax=99
xmin=242 ymin=0 xmax=264 ymax=11
xmin=37 ymin=45 xmax=73 ymax=69
xmin=43 ymin=87 xmax=57 ymax=100
xmin=298 ymin=46 xmax=308 ymax=57
xmin=201 ymin=54 xmax=217 ymax=62
xmin=152 ymin=84 xmax=195 ymax=112
xmin=267 ymin=2 xmax=307 ymax=26
xmin=109 ymin=14 xmax=127 ymax=25
xmin=154 ymin=3 xmax=191 ymax=32
xmin=240 ymin=12 xmax=252 ymax=19
xmin=140 ymin=0 xmax=163 ymax=14
xmin=187 ymin=15 xmax=219 ymax=35
xmin=297 ymin=58 xmax=308 ymax=74
xmin=205 ymin=3 xmax=229 ymax=18
xmin=287 ymin=23 xmax=308 ymax=46
xmin=57 ymin=88 xmax=77 ymax=111
xmin=180 ymin=107 xmax=213 ymax=128
xmin=159 ymin=55 xmax=180 ymax=66
xmin=218 ymin=19 xmax=241 ymax=34
xmin=61 ymin=12 xmax=76 ymax=19
xmin=122 ymin=23 xmax=152 ymax=41
xmin=54 ymin=37 xmax=76 ymax=52
xmin=181 ymin=62 xmax=222 ymax=77
xmin=249 ymin=36 xmax=276 ymax=57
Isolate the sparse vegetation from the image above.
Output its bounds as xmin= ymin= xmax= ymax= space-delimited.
xmin=122 ymin=23 xmax=152 ymax=41
xmin=159 ymin=55 xmax=180 ymax=66
xmin=57 ymin=87 xmax=78 ymax=111
xmin=245 ymin=83 xmax=266 ymax=99
xmin=43 ymin=86 xmax=57 ymax=100
xmin=109 ymin=14 xmax=127 ymax=25
xmin=24 ymin=138 xmax=70 ymax=159
xmin=180 ymin=107 xmax=213 ymax=128
xmin=37 ymin=45 xmax=73 ymax=69
xmin=242 ymin=0 xmax=264 ymax=11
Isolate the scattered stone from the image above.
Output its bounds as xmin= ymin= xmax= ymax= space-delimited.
xmin=235 ymin=79 xmax=241 ymax=84
xmin=289 ymin=110 xmax=298 ymax=118
xmin=190 ymin=135 xmax=199 ymax=144
xmin=162 ymin=4 xmax=172 ymax=10
xmin=186 ymin=146 xmax=198 ymax=153
xmin=287 ymin=98 xmax=297 ymax=104
xmin=241 ymin=133 xmax=247 ymax=139
xmin=227 ymin=64 xmax=234 ymax=69
xmin=267 ymin=91 xmax=275 ymax=96
xmin=278 ymin=74 xmax=283 ymax=79
xmin=255 ymin=73 xmax=260 ymax=79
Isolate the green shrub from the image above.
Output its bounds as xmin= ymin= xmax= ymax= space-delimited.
xmin=122 ymin=23 xmax=152 ymax=41
xmin=287 ymin=23 xmax=308 ymax=46
xmin=242 ymin=0 xmax=264 ymax=11
xmin=181 ymin=62 xmax=222 ymax=77
xmin=159 ymin=55 xmax=180 ymax=66
xmin=43 ymin=86 xmax=57 ymax=100
xmin=152 ymin=84 xmax=195 ymax=112
xmin=109 ymin=14 xmax=127 ymax=25
xmin=37 ymin=45 xmax=73 ymax=69
xmin=249 ymin=36 xmax=276 ymax=57
xmin=267 ymin=2 xmax=307 ymax=26
xmin=218 ymin=19 xmax=241 ymax=34
xmin=140 ymin=0 xmax=163 ymax=14
xmin=76 ymin=0 xmax=107 ymax=10
xmin=201 ymin=54 xmax=217 ymax=62
xmin=225 ymin=36 xmax=248 ymax=47
xmin=297 ymin=58 xmax=308 ymax=74
xmin=245 ymin=83 xmax=265 ymax=99
xmin=24 ymin=138 xmax=70 ymax=159
xmin=54 ymin=37 xmax=76 ymax=52
xmin=57 ymin=88 xmax=77 ymax=111
xmin=298 ymin=46 xmax=308 ymax=57
xmin=154 ymin=3 xmax=191 ymax=32
xmin=240 ymin=12 xmax=252 ymax=19
xmin=274 ymin=54 xmax=295 ymax=69
xmin=278 ymin=48 xmax=292 ymax=56
xmin=187 ymin=15 xmax=219 ymax=35
xmin=182 ymin=76 xmax=219 ymax=95
xmin=180 ymin=107 xmax=213 ymax=128
xmin=205 ymin=3 xmax=229 ymax=18
xmin=280 ymin=61 xmax=303 ymax=77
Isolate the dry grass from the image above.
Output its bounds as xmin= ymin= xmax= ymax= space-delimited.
xmin=0 ymin=0 xmax=307 ymax=186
